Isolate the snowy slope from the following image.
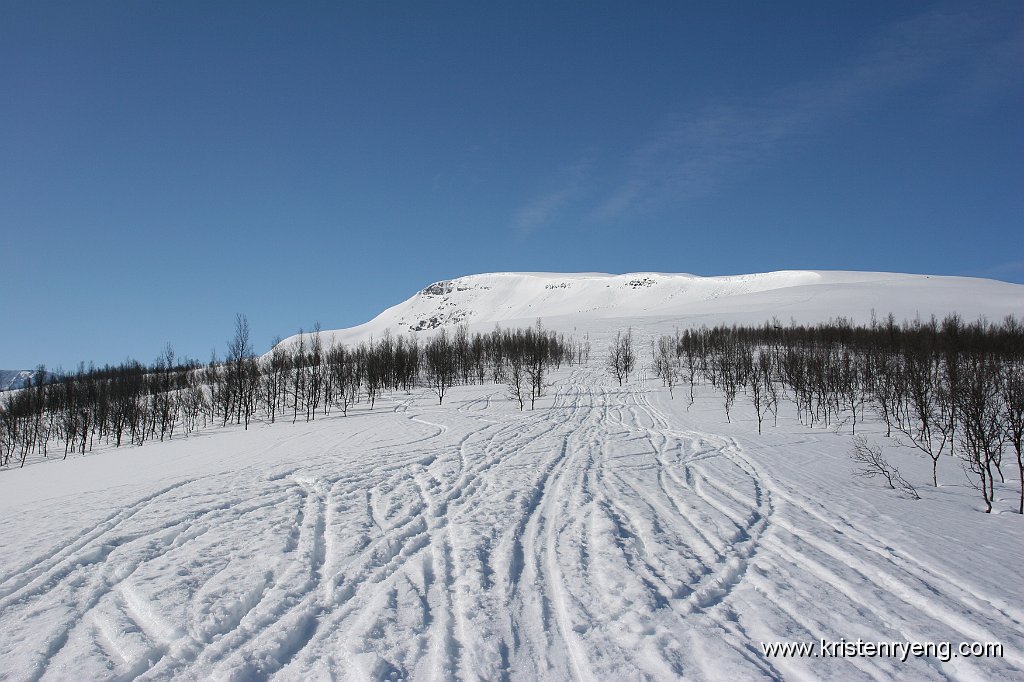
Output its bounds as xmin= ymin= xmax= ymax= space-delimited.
xmin=1 ymin=361 xmax=1022 ymax=680
xmin=2 ymin=271 xmax=1024 ymax=680
xmin=0 ymin=370 xmax=37 ymax=392
xmin=287 ymin=270 xmax=1024 ymax=349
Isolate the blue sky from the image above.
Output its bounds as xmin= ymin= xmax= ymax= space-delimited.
xmin=2 ymin=1 xmax=1022 ymax=370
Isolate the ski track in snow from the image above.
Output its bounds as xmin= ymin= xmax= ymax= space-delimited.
xmin=1 ymin=366 xmax=1022 ymax=681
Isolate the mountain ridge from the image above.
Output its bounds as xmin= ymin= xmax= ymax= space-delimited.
xmin=279 ymin=270 xmax=1024 ymax=350
xmin=0 ymin=370 xmax=38 ymax=392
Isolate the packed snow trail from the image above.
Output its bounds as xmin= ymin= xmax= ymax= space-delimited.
xmin=1 ymin=366 xmax=1022 ymax=680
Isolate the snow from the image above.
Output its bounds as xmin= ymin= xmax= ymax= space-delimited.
xmin=2 ymin=271 xmax=1024 ymax=680
xmin=283 ymin=270 xmax=1024 ymax=350
xmin=0 ymin=370 xmax=37 ymax=392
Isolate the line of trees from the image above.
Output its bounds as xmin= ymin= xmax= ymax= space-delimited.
xmin=647 ymin=315 xmax=1024 ymax=513
xmin=0 ymin=318 xmax=576 ymax=469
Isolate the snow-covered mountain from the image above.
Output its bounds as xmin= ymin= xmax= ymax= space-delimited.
xmin=290 ymin=270 xmax=1024 ymax=348
xmin=0 ymin=370 xmax=37 ymax=392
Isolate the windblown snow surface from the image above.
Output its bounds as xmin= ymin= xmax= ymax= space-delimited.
xmin=2 ymin=271 xmax=1024 ymax=681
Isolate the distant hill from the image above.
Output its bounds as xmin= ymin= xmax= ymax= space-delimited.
xmin=0 ymin=370 xmax=38 ymax=392
xmin=279 ymin=270 xmax=1024 ymax=349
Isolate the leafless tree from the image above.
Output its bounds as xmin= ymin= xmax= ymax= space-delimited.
xmin=653 ymin=335 xmax=678 ymax=398
xmin=758 ymin=352 xmax=779 ymax=427
xmin=425 ymin=330 xmax=457 ymax=405
xmin=506 ymin=352 xmax=526 ymax=411
xmin=851 ymin=436 xmax=919 ymax=499
xmin=957 ymin=354 xmax=1006 ymax=513
xmin=306 ymin=322 xmax=324 ymax=420
xmin=226 ymin=314 xmax=258 ymax=429
xmin=290 ymin=330 xmax=306 ymax=424
xmin=745 ymin=351 xmax=766 ymax=434
xmin=895 ymin=347 xmax=951 ymax=487
xmin=1001 ymin=360 xmax=1024 ymax=514
xmin=607 ymin=330 xmax=635 ymax=386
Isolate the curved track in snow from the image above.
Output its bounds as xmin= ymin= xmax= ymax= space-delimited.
xmin=1 ymin=366 xmax=1022 ymax=680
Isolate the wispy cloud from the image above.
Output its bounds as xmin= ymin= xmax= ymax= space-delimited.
xmin=972 ymin=259 xmax=1024 ymax=282
xmin=513 ymin=158 xmax=592 ymax=235
xmin=591 ymin=1 xmax=1024 ymax=222
xmin=936 ymin=23 xmax=1024 ymax=117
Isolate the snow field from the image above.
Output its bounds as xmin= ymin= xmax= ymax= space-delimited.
xmin=294 ymin=271 xmax=1024 ymax=351
xmin=1 ymin=331 xmax=1023 ymax=680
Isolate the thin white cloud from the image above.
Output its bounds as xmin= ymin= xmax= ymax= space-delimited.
xmin=937 ymin=23 xmax=1024 ymax=117
xmin=974 ymin=259 xmax=1024 ymax=280
xmin=513 ymin=158 xmax=592 ymax=235
xmin=592 ymin=1 xmax=1024 ymax=222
